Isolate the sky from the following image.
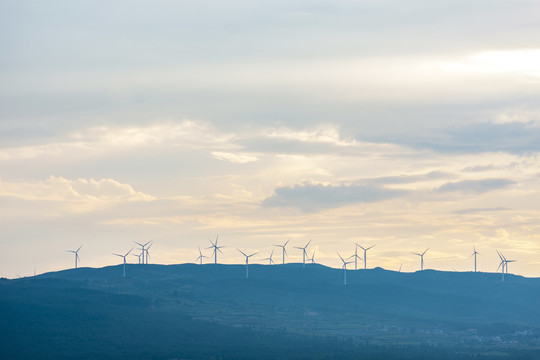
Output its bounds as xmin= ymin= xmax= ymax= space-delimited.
xmin=1 ymin=0 xmax=540 ymax=278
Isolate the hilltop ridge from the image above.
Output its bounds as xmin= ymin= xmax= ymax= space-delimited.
xmin=3 ymin=264 xmax=540 ymax=359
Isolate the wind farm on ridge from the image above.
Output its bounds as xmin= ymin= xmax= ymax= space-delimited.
xmin=59 ymin=234 xmax=521 ymax=284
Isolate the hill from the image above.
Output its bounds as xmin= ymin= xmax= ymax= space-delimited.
xmin=2 ymin=264 xmax=540 ymax=359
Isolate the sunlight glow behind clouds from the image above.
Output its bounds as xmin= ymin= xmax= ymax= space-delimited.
xmin=1 ymin=0 xmax=540 ymax=277
xmin=467 ymin=49 xmax=540 ymax=76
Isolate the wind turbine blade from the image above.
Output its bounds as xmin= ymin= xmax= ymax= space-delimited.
xmin=337 ymin=252 xmax=345 ymax=263
xmin=125 ymin=248 xmax=133 ymax=257
xmin=422 ymin=248 xmax=429 ymax=256
xmin=284 ymin=238 xmax=290 ymax=246
xmin=76 ymin=244 xmax=83 ymax=252
xmin=305 ymin=240 xmax=311 ymax=248
xmin=248 ymin=252 xmax=258 ymax=257
xmin=237 ymin=249 xmax=247 ymax=257
xmin=113 ymin=253 xmax=123 ymax=257
xmin=134 ymin=241 xmax=144 ymax=247
xmin=366 ymin=245 xmax=375 ymax=250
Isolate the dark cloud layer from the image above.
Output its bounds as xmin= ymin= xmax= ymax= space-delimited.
xmin=410 ymin=122 xmax=540 ymax=154
xmin=263 ymin=182 xmax=405 ymax=212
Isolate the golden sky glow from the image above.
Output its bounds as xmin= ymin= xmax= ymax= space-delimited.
xmin=1 ymin=1 xmax=540 ymax=278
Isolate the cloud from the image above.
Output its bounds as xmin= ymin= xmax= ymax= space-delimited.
xmin=0 ymin=120 xmax=235 ymax=160
xmin=211 ymin=151 xmax=259 ymax=163
xmin=407 ymin=121 xmax=540 ymax=154
xmin=0 ymin=176 xmax=153 ymax=211
xmin=370 ymin=171 xmax=454 ymax=185
xmin=263 ymin=182 xmax=406 ymax=212
xmin=435 ymin=178 xmax=516 ymax=194
xmin=454 ymin=207 xmax=509 ymax=215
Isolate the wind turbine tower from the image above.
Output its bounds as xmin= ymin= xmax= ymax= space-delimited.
xmin=412 ymin=248 xmax=429 ymax=271
xmin=357 ymin=244 xmax=375 ymax=270
xmin=113 ymin=248 xmax=133 ymax=278
xmin=67 ymin=244 xmax=83 ymax=269
xmin=274 ymin=238 xmax=290 ymax=265
xmin=351 ymin=246 xmax=362 ymax=270
xmin=338 ymin=252 xmax=353 ymax=285
xmin=294 ymin=240 xmax=311 ymax=268
xmin=238 ymin=249 xmax=258 ymax=278
xmin=196 ymin=245 xmax=208 ymax=265
xmin=470 ymin=246 xmax=480 ymax=272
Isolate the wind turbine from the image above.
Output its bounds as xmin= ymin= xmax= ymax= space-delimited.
xmin=496 ymin=250 xmax=506 ymax=281
xmin=470 ymin=246 xmax=480 ymax=272
xmin=498 ymin=251 xmax=516 ymax=275
xmin=132 ymin=252 xmax=142 ymax=264
xmin=134 ymin=241 xmax=151 ymax=264
xmin=294 ymin=240 xmax=311 ymax=268
xmin=195 ymin=245 xmax=208 ymax=265
xmin=113 ymin=248 xmax=133 ymax=278
xmin=356 ymin=244 xmax=375 ymax=270
xmin=238 ymin=249 xmax=258 ymax=278
xmin=207 ymin=235 xmax=224 ymax=264
xmin=412 ymin=248 xmax=429 ymax=271
xmin=308 ymin=249 xmax=316 ymax=264
xmin=350 ymin=246 xmax=362 ymax=270
xmin=144 ymin=243 xmax=152 ymax=264
xmin=262 ymin=249 xmax=275 ymax=265
xmin=67 ymin=244 xmax=83 ymax=269
xmin=399 ymin=263 xmax=403 ymax=272
xmin=274 ymin=238 xmax=290 ymax=265
xmin=338 ymin=252 xmax=353 ymax=285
